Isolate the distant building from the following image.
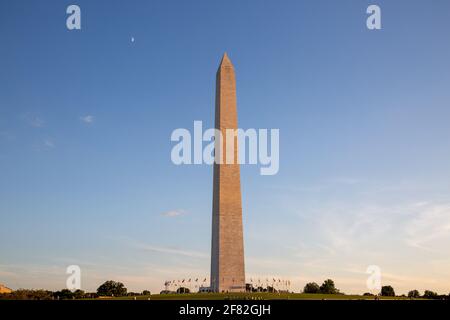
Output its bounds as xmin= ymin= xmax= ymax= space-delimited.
xmin=0 ymin=284 xmax=13 ymax=294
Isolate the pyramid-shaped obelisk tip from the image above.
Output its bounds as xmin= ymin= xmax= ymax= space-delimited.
xmin=219 ymin=52 xmax=234 ymax=68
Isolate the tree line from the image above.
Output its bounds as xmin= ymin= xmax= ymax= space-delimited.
xmin=0 ymin=280 xmax=150 ymax=300
xmin=1 ymin=279 xmax=449 ymax=300
xmin=303 ymin=280 xmax=450 ymax=300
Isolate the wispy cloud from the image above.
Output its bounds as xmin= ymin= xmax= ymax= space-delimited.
xmin=21 ymin=113 xmax=44 ymax=128
xmin=31 ymin=138 xmax=56 ymax=151
xmin=43 ymin=139 xmax=55 ymax=148
xmin=259 ymin=178 xmax=450 ymax=293
xmin=268 ymin=176 xmax=361 ymax=193
xmin=80 ymin=115 xmax=94 ymax=124
xmin=404 ymin=202 xmax=450 ymax=252
xmin=161 ymin=209 xmax=186 ymax=217
xmin=118 ymin=235 xmax=207 ymax=259
xmin=306 ymin=200 xmax=450 ymax=257
xmin=135 ymin=243 xmax=207 ymax=259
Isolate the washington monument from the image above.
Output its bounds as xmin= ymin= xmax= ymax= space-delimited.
xmin=210 ymin=53 xmax=246 ymax=293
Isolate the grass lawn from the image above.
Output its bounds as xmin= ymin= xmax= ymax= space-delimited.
xmin=102 ymin=293 xmax=412 ymax=300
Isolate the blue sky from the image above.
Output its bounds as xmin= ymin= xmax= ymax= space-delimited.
xmin=1 ymin=0 xmax=450 ymax=294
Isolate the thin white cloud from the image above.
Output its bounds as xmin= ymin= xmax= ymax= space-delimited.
xmin=161 ymin=209 xmax=186 ymax=217
xmin=21 ymin=113 xmax=44 ymax=128
xmin=404 ymin=203 xmax=450 ymax=252
xmin=43 ymin=139 xmax=55 ymax=148
xmin=259 ymin=180 xmax=450 ymax=294
xmin=31 ymin=118 xmax=44 ymax=128
xmin=80 ymin=115 xmax=94 ymax=124
xmin=136 ymin=243 xmax=207 ymax=259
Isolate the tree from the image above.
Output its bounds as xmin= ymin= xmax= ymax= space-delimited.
xmin=84 ymin=292 xmax=99 ymax=299
xmin=381 ymin=285 xmax=395 ymax=297
xmin=73 ymin=289 xmax=85 ymax=299
xmin=408 ymin=290 xmax=420 ymax=298
xmin=6 ymin=289 xmax=53 ymax=300
xmin=423 ymin=290 xmax=438 ymax=299
xmin=142 ymin=290 xmax=151 ymax=295
xmin=303 ymin=282 xmax=320 ymax=294
xmin=320 ymin=279 xmax=339 ymax=294
xmin=54 ymin=289 xmax=74 ymax=300
xmin=97 ymin=280 xmax=127 ymax=297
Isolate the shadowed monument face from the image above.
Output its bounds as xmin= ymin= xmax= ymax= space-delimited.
xmin=210 ymin=53 xmax=246 ymax=293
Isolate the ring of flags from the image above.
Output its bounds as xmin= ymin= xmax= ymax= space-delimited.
xmin=164 ymin=277 xmax=291 ymax=291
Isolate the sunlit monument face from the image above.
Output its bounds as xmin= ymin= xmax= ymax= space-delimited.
xmin=210 ymin=53 xmax=246 ymax=293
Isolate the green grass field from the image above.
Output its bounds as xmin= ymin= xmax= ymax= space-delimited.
xmin=103 ymin=293 xmax=413 ymax=300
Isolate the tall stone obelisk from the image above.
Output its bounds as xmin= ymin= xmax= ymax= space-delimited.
xmin=210 ymin=53 xmax=246 ymax=293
